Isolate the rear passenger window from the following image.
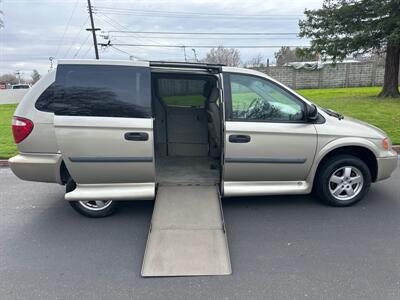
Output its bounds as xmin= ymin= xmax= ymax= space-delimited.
xmin=54 ymin=65 xmax=151 ymax=118
xmin=158 ymin=78 xmax=207 ymax=108
xmin=35 ymin=83 xmax=56 ymax=112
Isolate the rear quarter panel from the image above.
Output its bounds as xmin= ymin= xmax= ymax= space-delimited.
xmin=13 ymin=71 xmax=58 ymax=154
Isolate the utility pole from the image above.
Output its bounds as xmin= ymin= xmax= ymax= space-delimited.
xmin=15 ymin=70 xmax=21 ymax=84
xmin=183 ymin=46 xmax=187 ymax=62
xmin=192 ymin=48 xmax=198 ymax=62
xmin=86 ymin=0 xmax=100 ymax=59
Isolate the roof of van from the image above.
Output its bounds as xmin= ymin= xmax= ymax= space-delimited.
xmin=56 ymin=58 xmax=276 ymax=82
xmin=57 ymin=59 xmax=225 ymax=70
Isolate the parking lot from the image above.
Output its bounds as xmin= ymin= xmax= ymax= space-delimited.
xmin=0 ymin=163 xmax=399 ymax=300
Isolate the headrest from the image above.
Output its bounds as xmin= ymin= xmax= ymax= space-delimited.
xmin=203 ymin=81 xmax=219 ymax=103
xmin=208 ymin=87 xmax=219 ymax=103
xmin=203 ymin=82 xmax=212 ymax=97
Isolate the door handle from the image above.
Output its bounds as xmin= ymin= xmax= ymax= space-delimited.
xmin=229 ymin=134 xmax=251 ymax=143
xmin=124 ymin=132 xmax=149 ymax=141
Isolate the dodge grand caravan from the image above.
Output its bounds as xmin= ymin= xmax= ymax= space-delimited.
xmin=9 ymin=60 xmax=398 ymax=217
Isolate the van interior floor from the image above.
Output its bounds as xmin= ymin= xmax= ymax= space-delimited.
xmin=156 ymin=156 xmax=220 ymax=185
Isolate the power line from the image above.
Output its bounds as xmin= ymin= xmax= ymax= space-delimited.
xmin=95 ymin=14 xmax=157 ymax=55
xmin=94 ymin=6 xmax=302 ymax=17
xmin=83 ymin=44 xmax=93 ymax=58
xmin=95 ymin=16 xmax=150 ymax=51
xmin=54 ymin=0 xmax=80 ymax=58
xmin=96 ymin=12 xmax=182 ymax=56
xmin=73 ymin=32 xmax=91 ymax=58
xmin=108 ymin=35 xmax=301 ymax=40
xmin=106 ymin=30 xmax=299 ymax=36
xmin=93 ymin=7 xmax=302 ymax=19
xmin=109 ymin=46 xmax=142 ymax=60
xmin=96 ymin=13 xmax=149 ymax=45
xmin=64 ymin=16 xmax=90 ymax=58
xmin=100 ymin=43 xmax=309 ymax=49
xmin=96 ymin=12 xmax=164 ymax=46
xmin=93 ymin=12 xmax=301 ymax=20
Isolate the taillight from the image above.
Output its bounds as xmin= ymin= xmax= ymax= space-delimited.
xmin=12 ymin=116 xmax=34 ymax=144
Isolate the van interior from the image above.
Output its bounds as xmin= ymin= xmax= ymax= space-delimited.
xmin=152 ymin=72 xmax=222 ymax=184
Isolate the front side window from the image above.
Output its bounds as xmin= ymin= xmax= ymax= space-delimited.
xmin=54 ymin=64 xmax=151 ymax=118
xmin=228 ymin=74 xmax=304 ymax=122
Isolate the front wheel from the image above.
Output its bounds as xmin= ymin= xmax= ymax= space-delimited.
xmin=315 ymin=154 xmax=371 ymax=206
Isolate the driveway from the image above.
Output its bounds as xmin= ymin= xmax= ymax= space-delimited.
xmin=0 ymin=163 xmax=399 ymax=300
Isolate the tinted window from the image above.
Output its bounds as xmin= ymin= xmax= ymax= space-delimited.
xmin=228 ymin=74 xmax=304 ymax=122
xmin=35 ymin=83 xmax=56 ymax=112
xmin=12 ymin=85 xmax=30 ymax=89
xmin=158 ymin=78 xmax=207 ymax=108
xmin=54 ymin=64 xmax=151 ymax=118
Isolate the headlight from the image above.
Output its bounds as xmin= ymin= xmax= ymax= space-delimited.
xmin=382 ymin=137 xmax=392 ymax=150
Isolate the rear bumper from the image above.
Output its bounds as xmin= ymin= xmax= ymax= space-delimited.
xmin=9 ymin=153 xmax=63 ymax=184
xmin=376 ymin=151 xmax=398 ymax=181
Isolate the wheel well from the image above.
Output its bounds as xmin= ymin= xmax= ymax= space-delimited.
xmin=315 ymin=146 xmax=378 ymax=182
xmin=59 ymin=160 xmax=70 ymax=184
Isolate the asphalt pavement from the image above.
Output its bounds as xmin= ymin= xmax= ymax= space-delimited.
xmin=0 ymin=163 xmax=399 ymax=300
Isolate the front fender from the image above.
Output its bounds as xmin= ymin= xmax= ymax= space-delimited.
xmin=306 ymin=137 xmax=379 ymax=190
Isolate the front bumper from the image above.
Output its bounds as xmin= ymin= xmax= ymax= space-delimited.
xmin=9 ymin=153 xmax=63 ymax=184
xmin=376 ymin=150 xmax=398 ymax=181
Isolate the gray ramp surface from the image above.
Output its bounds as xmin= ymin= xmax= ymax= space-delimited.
xmin=141 ymin=185 xmax=231 ymax=277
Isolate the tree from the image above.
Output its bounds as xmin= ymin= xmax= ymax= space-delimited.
xmin=274 ymin=46 xmax=318 ymax=66
xmin=0 ymin=73 xmax=19 ymax=85
xmin=31 ymin=69 xmax=41 ymax=84
xmin=299 ymin=0 xmax=400 ymax=98
xmin=202 ymin=46 xmax=241 ymax=66
xmin=246 ymin=53 xmax=266 ymax=67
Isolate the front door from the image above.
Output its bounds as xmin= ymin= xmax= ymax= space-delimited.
xmin=53 ymin=62 xmax=155 ymax=197
xmin=222 ymin=71 xmax=317 ymax=196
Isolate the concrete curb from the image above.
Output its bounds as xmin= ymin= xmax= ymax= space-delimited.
xmin=0 ymin=159 xmax=9 ymax=167
xmin=0 ymin=146 xmax=399 ymax=168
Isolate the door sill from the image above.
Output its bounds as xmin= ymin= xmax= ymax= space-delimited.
xmin=223 ymin=181 xmax=310 ymax=197
xmin=65 ymin=182 xmax=155 ymax=201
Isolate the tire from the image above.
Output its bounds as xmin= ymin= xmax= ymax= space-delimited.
xmin=66 ymin=178 xmax=116 ymax=218
xmin=315 ymin=154 xmax=371 ymax=207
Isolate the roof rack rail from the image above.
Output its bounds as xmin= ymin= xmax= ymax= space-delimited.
xmin=149 ymin=61 xmax=224 ymax=71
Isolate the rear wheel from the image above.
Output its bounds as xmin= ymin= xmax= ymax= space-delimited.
xmin=66 ymin=178 xmax=116 ymax=218
xmin=315 ymin=154 xmax=371 ymax=206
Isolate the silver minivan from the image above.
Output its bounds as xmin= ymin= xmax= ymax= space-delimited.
xmin=9 ymin=60 xmax=398 ymax=217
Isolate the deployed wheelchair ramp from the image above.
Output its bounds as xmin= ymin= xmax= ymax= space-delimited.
xmin=141 ymin=185 xmax=231 ymax=277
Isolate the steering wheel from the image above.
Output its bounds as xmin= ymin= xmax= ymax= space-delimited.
xmin=245 ymin=97 xmax=271 ymax=119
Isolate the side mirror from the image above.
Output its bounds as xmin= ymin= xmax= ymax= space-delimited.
xmin=306 ymin=104 xmax=318 ymax=121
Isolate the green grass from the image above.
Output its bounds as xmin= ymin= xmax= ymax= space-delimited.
xmin=163 ymin=94 xmax=205 ymax=107
xmin=0 ymin=104 xmax=17 ymax=159
xmin=0 ymin=87 xmax=398 ymax=158
xmin=297 ymin=87 xmax=400 ymax=144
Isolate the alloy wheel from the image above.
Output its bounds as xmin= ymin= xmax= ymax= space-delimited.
xmin=78 ymin=200 xmax=113 ymax=211
xmin=328 ymin=166 xmax=364 ymax=201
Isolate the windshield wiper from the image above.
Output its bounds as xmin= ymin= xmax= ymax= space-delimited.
xmin=323 ymin=108 xmax=344 ymax=120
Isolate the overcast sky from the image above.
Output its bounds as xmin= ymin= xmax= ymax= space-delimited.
xmin=0 ymin=0 xmax=323 ymax=78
